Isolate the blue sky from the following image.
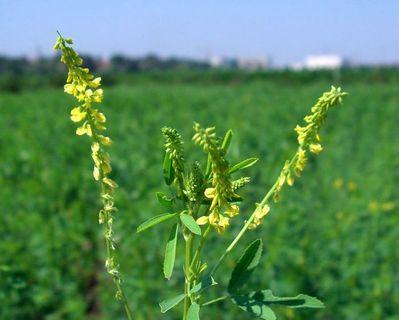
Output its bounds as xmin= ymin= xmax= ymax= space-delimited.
xmin=1 ymin=0 xmax=398 ymax=65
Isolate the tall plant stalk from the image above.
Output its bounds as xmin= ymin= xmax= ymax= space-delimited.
xmin=54 ymin=33 xmax=133 ymax=320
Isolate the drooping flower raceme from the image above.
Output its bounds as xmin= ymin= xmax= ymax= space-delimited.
xmin=54 ymin=35 xmax=132 ymax=319
xmin=272 ymin=86 xmax=347 ymax=204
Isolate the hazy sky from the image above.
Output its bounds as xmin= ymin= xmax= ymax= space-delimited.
xmin=1 ymin=0 xmax=398 ymax=66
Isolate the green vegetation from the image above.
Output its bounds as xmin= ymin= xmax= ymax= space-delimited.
xmin=1 ymin=75 xmax=398 ymax=319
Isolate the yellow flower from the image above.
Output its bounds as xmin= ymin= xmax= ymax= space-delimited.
xmin=225 ymin=204 xmax=239 ymax=217
xmin=196 ymin=216 xmax=209 ymax=225
xmin=348 ymin=181 xmax=357 ymax=191
xmin=70 ymin=107 xmax=86 ymax=122
xmin=76 ymin=124 xmax=92 ymax=136
xmin=381 ymin=202 xmax=396 ymax=211
xmin=248 ymin=204 xmax=270 ymax=230
xmin=204 ymin=188 xmax=215 ymax=199
xmin=91 ymin=77 xmax=102 ymax=87
xmin=98 ymin=135 xmax=112 ymax=146
xmin=333 ymin=178 xmax=343 ymax=189
xmin=103 ymin=177 xmax=118 ymax=189
xmin=216 ymin=215 xmax=230 ymax=233
xmin=93 ymin=166 xmax=100 ymax=180
xmin=309 ymin=143 xmax=323 ymax=154
xmin=64 ymin=83 xmax=75 ymax=95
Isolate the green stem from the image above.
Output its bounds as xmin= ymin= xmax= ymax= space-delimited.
xmin=183 ymin=234 xmax=194 ymax=319
xmin=210 ymin=155 xmax=297 ymax=276
xmin=201 ymin=295 xmax=228 ymax=307
xmin=190 ymin=224 xmax=211 ymax=271
xmin=88 ymin=116 xmax=133 ymax=320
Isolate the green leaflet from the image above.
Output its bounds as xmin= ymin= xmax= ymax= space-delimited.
xmin=156 ymin=191 xmax=173 ymax=210
xmin=159 ymin=293 xmax=186 ymax=313
xmin=163 ymin=223 xmax=178 ymax=279
xmin=229 ymin=157 xmax=259 ymax=174
xmin=231 ymin=294 xmax=276 ymax=320
xmin=136 ymin=213 xmax=177 ymax=233
xmin=231 ymin=290 xmax=324 ymax=319
xmin=187 ymin=302 xmax=200 ymax=320
xmin=228 ymin=239 xmax=263 ymax=294
xmin=163 ymin=152 xmax=175 ymax=185
xmin=180 ymin=213 xmax=202 ymax=236
xmin=190 ymin=276 xmax=217 ymax=294
xmin=159 ymin=277 xmax=216 ymax=314
xmin=221 ymin=129 xmax=233 ymax=152
xmin=248 ymin=290 xmax=324 ymax=309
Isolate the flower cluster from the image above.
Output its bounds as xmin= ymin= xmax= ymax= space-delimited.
xmin=273 ymin=86 xmax=347 ymax=203
xmin=193 ymin=123 xmax=239 ymax=233
xmin=54 ymin=35 xmax=122 ymax=294
xmin=162 ymin=127 xmax=185 ymax=189
xmin=248 ymin=204 xmax=270 ymax=230
xmin=185 ymin=161 xmax=205 ymax=203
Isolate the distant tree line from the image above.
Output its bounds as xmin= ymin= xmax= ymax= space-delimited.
xmin=1 ymin=54 xmax=399 ymax=92
xmin=0 ymin=54 xmax=210 ymax=76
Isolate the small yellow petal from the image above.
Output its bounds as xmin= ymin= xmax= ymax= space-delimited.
xmin=76 ymin=125 xmax=87 ymax=135
xmin=103 ymin=177 xmax=118 ymax=189
xmin=196 ymin=216 xmax=209 ymax=225
xmin=93 ymin=166 xmax=100 ymax=180
xmin=204 ymin=188 xmax=215 ymax=199
xmin=309 ymin=143 xmax=323 ymax=154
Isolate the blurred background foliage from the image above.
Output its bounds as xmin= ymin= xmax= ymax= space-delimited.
xmin=1 ymin=69 xmax=399 ymax=319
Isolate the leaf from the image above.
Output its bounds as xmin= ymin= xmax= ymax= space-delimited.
xmin=221 ymin=129 xmax=233 ymax=152
xmin=250 ymin=290 xmax=324 ymax=309
xmin=159 ymin=293 xmax=186 ymax=313
xmin=229 ymin=158 xmax=259 ymax=174
xmin=187 ymin=302 xmax=200 ymax=320
xmin=231 ymin=294 xmax=276 ymax=320
xmin=163 ymin=223 xmax=178 ymax=279
xmin=163 ymin=153 xmax=175 ymax=185
xmin=156 ymin=191 xmax=173 ymax=210
xmin=190 ymin=276 xmax=217 ymax=294
xmin=180 ymin=213 xmax=202 ymax=236
xmin=231 ymin=290 xmax=324 ymax=319
xmin=228 ymin=239 xmax=263 ymax=294
xmin=136 ymin=213 xmax=178 ymax=233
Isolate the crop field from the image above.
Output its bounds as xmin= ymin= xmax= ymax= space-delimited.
xmin=1 ymin=76 xmax=399 ymax=319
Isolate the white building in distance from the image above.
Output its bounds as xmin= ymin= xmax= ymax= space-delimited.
xmin=304 ymin=55 xmax=345 ymax=69
xmin=238 ymin=57 xmax=269 ymax=70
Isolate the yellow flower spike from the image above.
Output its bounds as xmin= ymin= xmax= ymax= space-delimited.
xmin=55 ymin=34 xmax=132 ymax=317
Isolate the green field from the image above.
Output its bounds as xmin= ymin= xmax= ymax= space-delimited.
xmin=1 ymin=77 xmax=399 ymax=319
